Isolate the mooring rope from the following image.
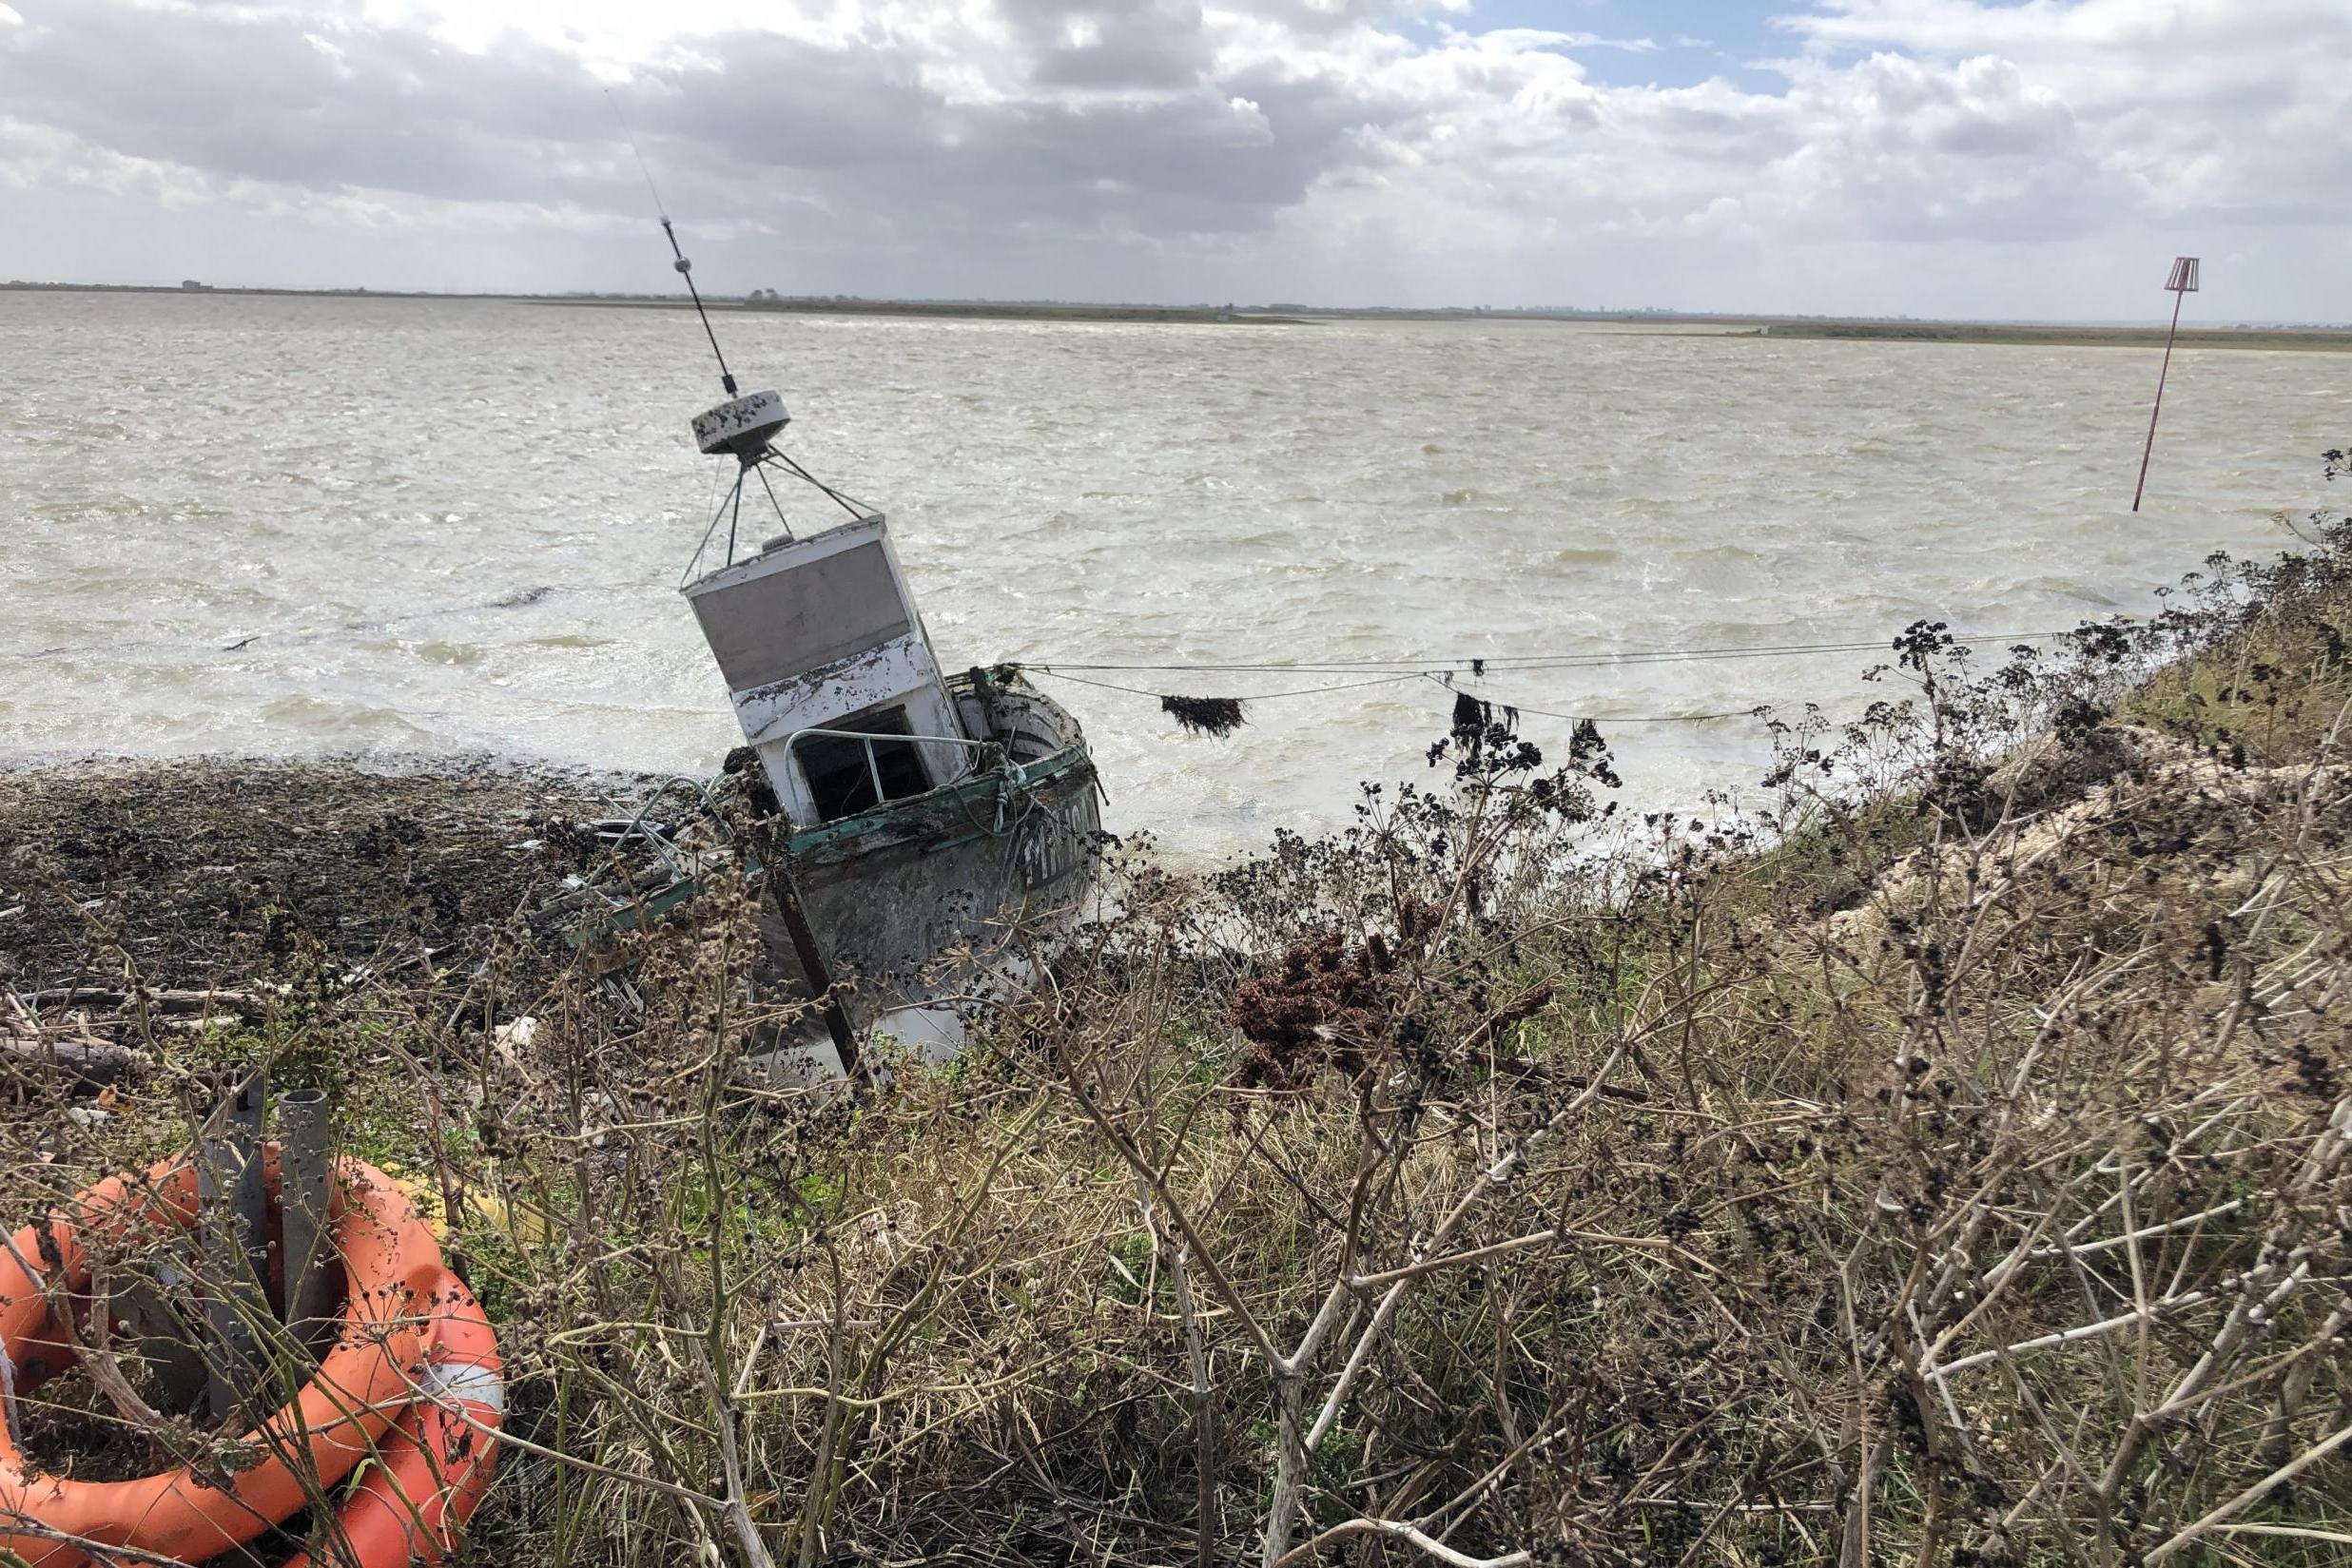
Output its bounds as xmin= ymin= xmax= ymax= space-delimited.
xmin=1026 ymin=668 xmax=1781 ymax=728
xmin=1027 ymin=668 xmax=1428 ymax=703
xmin=1020 ymin=624 xmax=2090 ymax=730
xmin=1416 ymin=673 xmax=1763 ymax=726
xmin=1029 ymin=628 xmax=2075 ymax=677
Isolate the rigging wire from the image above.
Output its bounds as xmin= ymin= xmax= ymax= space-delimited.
xmin=1028 ymin=666 xmax=1794 ymax=726
xmin=770 ymin=449 xmax=875 ymax=519
xmin=1028 ymin=629 xmax=2078 ymax=676
xmin=607 ymin=87 xmax=740 ymax=397
xmin=1417 ymin=672 xmax=1762 ymax=726
xmin=1016 ymin=623 xmax=2098 ymax=725
xmin=1029 ymin=668 xmax=1429 ymax=703
xmin=605 ymin=88 xmax=670 ymax=222
xmin=1016 ymin=612 xmax=2123 ymax=725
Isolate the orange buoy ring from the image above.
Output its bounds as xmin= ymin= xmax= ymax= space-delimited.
xmin=281 ymin=1288 xmax=502 ymax=1568
xmin=0 ymin=1149 xmax=502 ymax=1568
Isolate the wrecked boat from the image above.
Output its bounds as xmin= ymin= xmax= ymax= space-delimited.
xmin=559 ymin=242 xmax=1102 ymax=1077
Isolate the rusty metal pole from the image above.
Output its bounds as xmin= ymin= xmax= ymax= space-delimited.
xmin=752 ymin=824 xmax=860 ymax=1077
xmin=2132 ymin=256 xmax=2201 ymax=513
xmin=773 ymin=868 xmax=861 ymax=1076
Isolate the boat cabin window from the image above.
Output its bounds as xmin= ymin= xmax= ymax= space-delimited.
xmin=798 ymin=707 xmax=933 ymax=821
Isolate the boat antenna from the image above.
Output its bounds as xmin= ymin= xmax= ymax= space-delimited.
xmin=610 ymin=91 xmax=866 ymax=577
xmin=663 ymin=218 xmax=738 ymax=397
xmin=607 ymin=88 xmax=737 ymax=396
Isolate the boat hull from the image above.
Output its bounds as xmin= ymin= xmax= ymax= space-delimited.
xmin=752 ymin=671 xmax=1102 ymax=1074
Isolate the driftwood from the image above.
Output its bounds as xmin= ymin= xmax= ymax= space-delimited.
xmin=0 ymin=1032 xmax=150 ymax=1086
xmin=22 ymin=987 xmax=269 ymax=1018
xmin=0 ymin=992 xmax=185 ymax=1091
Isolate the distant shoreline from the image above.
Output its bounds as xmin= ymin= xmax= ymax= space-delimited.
xmin=569 ymin=296 xmax=1309 ymax=326
xmin=6 ymin=281 xmax=2348 ymax=347
xmin=0 ymin=281 xmax=1302 ymax=326
xmin=1747 ymin=320 xmax=2352 ymax=353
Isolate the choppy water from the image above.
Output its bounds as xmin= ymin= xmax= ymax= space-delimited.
xmin=4 ymin=292 xmax=2344 ymax=857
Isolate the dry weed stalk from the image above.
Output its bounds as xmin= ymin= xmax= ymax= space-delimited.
xmin=4 ymin=456 xmax=2351 ymax=1566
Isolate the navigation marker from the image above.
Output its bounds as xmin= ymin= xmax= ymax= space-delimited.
xmin=2131 ymin=256 xmax=2200 ymax=513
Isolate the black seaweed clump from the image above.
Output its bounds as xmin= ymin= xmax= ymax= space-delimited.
xmin=1161 ymin=694 xmax=1249 ymax=736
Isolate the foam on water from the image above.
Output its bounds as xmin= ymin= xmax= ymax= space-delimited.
xmin=4 ymin=292 xmax=2345 ymax=858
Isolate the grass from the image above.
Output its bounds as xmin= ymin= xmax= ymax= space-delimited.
xmin=5 ymin=455 xmax=2352 ymax=1568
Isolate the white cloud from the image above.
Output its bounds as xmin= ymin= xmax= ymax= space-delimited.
xmin=0 ymin=0 xmax=2343 ymax=317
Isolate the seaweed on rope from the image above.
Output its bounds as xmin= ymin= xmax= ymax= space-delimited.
xmin=1159 ymin=694 xmax=1249 ymax=737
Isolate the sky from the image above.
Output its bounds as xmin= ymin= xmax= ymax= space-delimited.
xmin=0 ymin=0 xmax=2344 ymax=319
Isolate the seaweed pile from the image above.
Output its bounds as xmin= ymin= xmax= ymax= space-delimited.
xmin=0 ymin=757 xmax=646 ymax=989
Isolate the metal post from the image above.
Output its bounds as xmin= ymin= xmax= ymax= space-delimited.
xmin=113 ymin=1265 xmax=206 ymax=1411
xmin=2132 ymin=256 xmax=2200 ymax=513
xmin=968 ymin=666 xmax=1002 ymax=742
xmin=199 ymin=1069 xmax=267 ymax=1422
xmin=278 ymin=1089 xmax=336 ymax=1364
xmin=762 ymin=835 xmax=861 ymax=1076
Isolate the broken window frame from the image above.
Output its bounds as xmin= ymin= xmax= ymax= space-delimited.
xmin=793 ymin=707 xmax=936 ymax=821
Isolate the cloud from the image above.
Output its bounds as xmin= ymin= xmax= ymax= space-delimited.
xmin=1776 ymin=0 xmax=2352 ymax=228
xmin=0 ymin=0 xmax=2344 ymax=315
xmin=0 ymin=1 xmax=1382 ymax=242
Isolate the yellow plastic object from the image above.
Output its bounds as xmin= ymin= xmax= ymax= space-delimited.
xmin=380 ymin=1166 xmax=554 ymax=1245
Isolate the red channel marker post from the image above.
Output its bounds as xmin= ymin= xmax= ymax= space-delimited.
xmin=2132 ymin=256 xmax=2201 ymax=513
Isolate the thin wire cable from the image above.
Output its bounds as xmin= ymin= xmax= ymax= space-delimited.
xmin=751 ymin=461 xmax=795 ymax=542
xmin=1032 ymin=629 xmax=2078 ymax=676
xmin=1422 ymin=673 xmax=1759 ymax=726
xmin=1021 ymin=625 xmax=2084 ymax=713
xmin=771 ymin=450 xmax=874 ymax=518
xmin=1028 ymin=664 xmax=1850 ymax=726
xmin=1028 ymin=668 xmax=1428 ymax=703
xmin=605 ymin=89 xmax=669 ymax=219
xmin=680 ymin=471 xmax=745 ymax=585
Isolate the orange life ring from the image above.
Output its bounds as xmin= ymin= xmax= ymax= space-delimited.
xmin=0 ymin=1149 xmax=501 ymax=1568
xmin=281 ymin=1280 xmax=503 ymax=1568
